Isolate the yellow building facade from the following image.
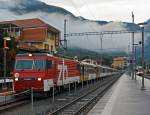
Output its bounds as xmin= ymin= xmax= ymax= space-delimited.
xmin=111 ymin=57 xmax=128 ymax=69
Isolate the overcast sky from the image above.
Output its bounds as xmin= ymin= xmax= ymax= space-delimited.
xmin=40 ymin=0 xmax=149 ymax=23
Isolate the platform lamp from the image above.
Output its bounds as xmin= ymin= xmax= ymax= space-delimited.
xmin=133 ymin=43 xmax=139 ymax=80
xmin=3 ymin=37 xmax=11 ymax=90
xmin=138 ymin=22 xmax=147 ymax=89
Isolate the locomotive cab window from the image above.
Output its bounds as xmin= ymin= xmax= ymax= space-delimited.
xmin=15 ymin=60 xmax=33 ymax=70
xmin=46 ymin=60 xmax=52 ymax=69
xmin=33 ymin=60 xmax=46 ymax=69
xmin=15 ymin=60 xmax=46 ymax=70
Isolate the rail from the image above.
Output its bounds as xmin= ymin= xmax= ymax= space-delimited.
xmin=49 ymin=75 xmax=120 ymax=115
xmin=0 ymin=89 xmax=30 ymax=112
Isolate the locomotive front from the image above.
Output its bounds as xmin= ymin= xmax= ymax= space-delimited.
xmin=13 ymin=53 xmax=54 ymax=92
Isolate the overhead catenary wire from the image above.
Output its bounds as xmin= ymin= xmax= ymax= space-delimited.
xmin=64 ymin=29 xmax=143 ymax=53
xmin=80 ymin=0 xmax=99 ymax=20
xmin=85 ymin=33 xmax=94 ymax=51
xmin=65 ymin=30 xmax=144 ymax=37
xmin=69 ymin=0 xmax=102 ymax=48
xmin=78 ymin=0 xmax=105 ymax=50
xmin=69 ymin=0 xmax=98 ymax=31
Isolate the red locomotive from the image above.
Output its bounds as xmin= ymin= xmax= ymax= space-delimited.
xmin=13 ymin=53 xmax=117 ymax=93
xmin=13 ymin=53 xmax=81 ymax=92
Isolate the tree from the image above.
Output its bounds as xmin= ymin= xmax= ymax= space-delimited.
xmin=0 ymin=27 xmax=18 ymax=77
xmin=0 ymin=27 xmax=7 ymax=48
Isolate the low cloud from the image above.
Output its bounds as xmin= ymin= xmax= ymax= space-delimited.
xmin=0 ymin=0 xmax=142 ymax=53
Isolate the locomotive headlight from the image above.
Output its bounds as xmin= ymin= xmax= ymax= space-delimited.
xmin=38 ymin=78 xmax=42 ymax=81
xmin=15 ymin=78 xmax=18 ymax=81
xmin=29 ymin=53 xmax=32 ymax=56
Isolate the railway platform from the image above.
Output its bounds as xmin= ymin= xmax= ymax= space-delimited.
xmin=0 ymin=91 xmax=15 ymax=104
xmin=88 ymin=73 xmax=150 ymax=115
xmin=0 ymin=90 xmax=14 ymax=96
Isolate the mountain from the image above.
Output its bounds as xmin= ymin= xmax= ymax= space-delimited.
xmin=0 ymin=0 xmax=138 ymax=27
xmin=0 ymin=0 xmax=148 ymax=61
xmin=143 ymin=20 xmax=150 ymax=62
xmin=63 ymin=47 xmax=129 ymax=66
xmin=7 ymin=0 xmax=75 ymax=16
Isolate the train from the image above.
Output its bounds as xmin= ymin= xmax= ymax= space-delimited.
xmin=13 ymin=53 xmax=118 ymax=93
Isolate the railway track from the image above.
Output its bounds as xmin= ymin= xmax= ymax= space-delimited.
xmin=49 ymin=75 xmax=120 ymax=115
xmin=0 ymin=98 xmax=29 ymax=112
xmin=0 ymin=91 xmax=30 ymax=112
xmin=1 ymin=74 xmax=122 ymax=115
xmin=144 ymin=75 xmax=150 ymax=80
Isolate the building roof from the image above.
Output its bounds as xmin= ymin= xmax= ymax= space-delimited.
xmin=0 ymin=18 xmax=60 ymax=43
xmin=0 ymin=18 xmax=59 ymax=32
xmin=0 ymin=18 xmax=60 ymax=49
xmin=113 ymin=57 xmax=127 ymax=61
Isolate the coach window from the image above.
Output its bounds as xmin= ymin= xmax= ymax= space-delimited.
xmin=95 ymin=67 xmax=97 ymax=72
xmin=104 ymin=68 xmax=106 ymax=73
xmin=82 ymin=66 xmax=84 ymax=75
xmin=85 ymin=66 xmax=88 ymax=71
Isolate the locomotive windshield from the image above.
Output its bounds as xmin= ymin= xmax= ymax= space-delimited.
xmin=15 ymin=60 xmax=47 ymax=70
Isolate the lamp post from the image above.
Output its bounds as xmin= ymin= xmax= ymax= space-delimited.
xmin=127 ymin=45 xmax=132 ymax=76
xmin=100 ymin=33 xmax=103 ymax=66
xmin=131 ymin=12 xmax=135 ymax=80
xmin=133 ymin=44 xmax=139 ymax=80
xmin=138 ymin=22 xmax=147 ymax=89
xmin=3 ymin=37 xmax=11 ymax=90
